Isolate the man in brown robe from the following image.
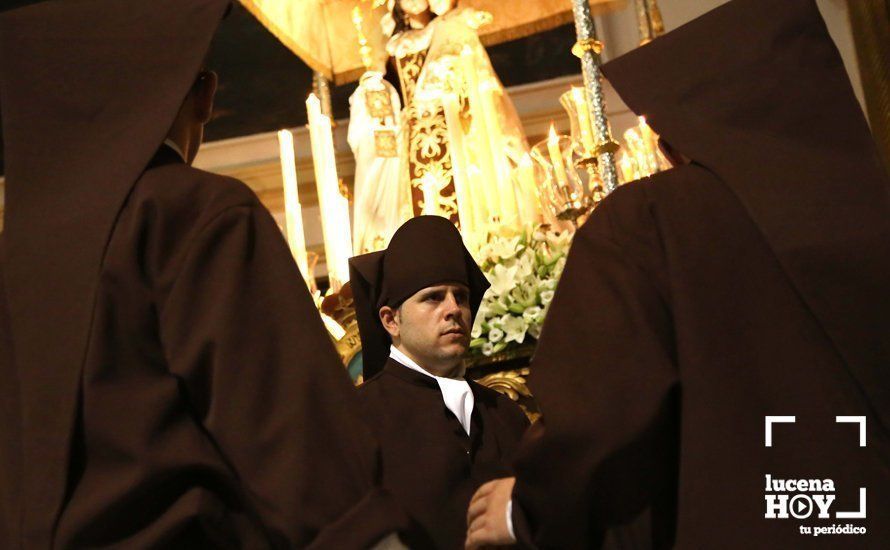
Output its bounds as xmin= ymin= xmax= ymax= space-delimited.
xmin=0 ymin=0 xmax=408 ymax=547
xmin=349 ymin=216 xmax=530 ymax=549
xmin=466 ymin=0 xmax=890 ymax=548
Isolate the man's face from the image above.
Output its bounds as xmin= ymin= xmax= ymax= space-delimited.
xmin=380 ymin=283 xmax=472 ymax=375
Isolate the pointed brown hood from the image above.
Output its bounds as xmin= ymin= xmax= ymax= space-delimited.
xmin=0 ymin=0 xmax=229 ymax=543
xmin=602 ymin=0 xmax=890 ymax=429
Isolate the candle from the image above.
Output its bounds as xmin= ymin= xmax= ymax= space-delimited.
xmin=277 ymin=129 xmax=312 ymax=289
xmin=572 ymin=87 xmax=597 ymax=154
xmin=461 ymin=47 xmax=499 ymax=225
xmin=638 ymin=116 xmax=659 ymax=173
xmin=547 ymin=125 xmax=569 ymax=187
xmin=619 ymin=152 xmax=636 ymax=183
xmin=482 ymin=82 xmax=519 ymax=226
xmin=515 ymin=153 xmax=541 ymax=225
xmin=307 ymin=94 xmax=353 ymax=292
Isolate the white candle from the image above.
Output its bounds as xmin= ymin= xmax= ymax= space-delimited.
xmin=482 ymin=82 xmax=519 ymax=227
xmin=638 ymin=116 xmax=659 ymax=174
xmin=277 ymin=129 xmax=312 ymax=289
xmin=461 ymin=47 xmax=499 ymax=225
xmin=547 ymin=125 xmax=569 ymax=187
xmin=619 ymin=152 xmax=636 ymax=183
xmin=515 ymin=153 xmax=541 ymax=225
xmin=307 ymin=94 xmax=353 ymax=292
xmin=572 ymin=87 xmax=597 ymax=154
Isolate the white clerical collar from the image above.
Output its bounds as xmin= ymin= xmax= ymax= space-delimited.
xmin=162 ymin=138 xmax=187 ymax=163
xmin=389 ymin=345 xmax=475 ymax=435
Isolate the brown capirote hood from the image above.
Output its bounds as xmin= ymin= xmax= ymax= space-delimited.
xmin=602 ymin=0 xmax=890 ymax=431
xmin=0 ymin=0 xmax=230 ymax=543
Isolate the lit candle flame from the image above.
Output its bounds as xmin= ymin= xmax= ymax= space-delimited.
xmin=519 ymin=152 xmax=533 ymax=169
xmin=548 ymin=123 xmax=559 ymax=144
xmin=547 ymin=124 xmax=569 ymax=187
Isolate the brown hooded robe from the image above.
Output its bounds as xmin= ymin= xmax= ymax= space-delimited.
xmin=349 ymin=217 xmax=530 ymax=549
xmin=0 ymin=1 xmax=406 ymax=547
xmin=510 ymin=0 xmax=890 ymax=548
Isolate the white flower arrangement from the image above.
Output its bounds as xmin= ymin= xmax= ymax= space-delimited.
xmin=470 ymin=224 xmax=573 ymax=358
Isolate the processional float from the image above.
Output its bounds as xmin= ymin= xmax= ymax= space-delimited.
xmin=246 ymin=0 xmax=670 ymax=408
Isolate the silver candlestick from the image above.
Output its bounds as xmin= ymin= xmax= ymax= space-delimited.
xmin=570 ymin=0 xmax=620 ymax=194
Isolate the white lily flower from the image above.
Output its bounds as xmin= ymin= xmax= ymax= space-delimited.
xmin=488 ymin=263 xmax=519 ymax=296
xmin=487 ymin=296 xmax=509 ymax=316
xmin=540 ymin=278 xmax=559 ymax=291
xmin=470 ymin=320 xmax=483 ymax=339
xmin=515 ymin=250 xmax=535 ymax=279
xmin=522 ymin=306 xmax=542 ymax=323
xmin=540 ymin=289 xmax=556 ymax=306
xmin=489 ymin=235 xmax=523 ymax=261
xmin=511 ymin=282 xmax=538 ymax=308
xmin=488 ymin=327 xmax=505 ymax=343
xmin=547 ymin=230 xmax=572 ymax=251
xmin=482 ymin=342 xmax=495 ymax=356
xmin=501 ymin=314 xmax=528 ymax=344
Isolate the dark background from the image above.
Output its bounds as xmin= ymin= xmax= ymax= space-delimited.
xmin=0 ymin=3 xmax=583 ymax=175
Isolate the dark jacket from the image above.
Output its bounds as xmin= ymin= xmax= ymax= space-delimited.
xmin=359 ymin=358 xmax=529 ymax=549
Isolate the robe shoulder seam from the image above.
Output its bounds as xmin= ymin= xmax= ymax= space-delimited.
xmin=155 ymin=203 xmax=259 ymax=316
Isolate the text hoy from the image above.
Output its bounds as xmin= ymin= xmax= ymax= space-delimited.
xmin=764 ymin=475 xmax=866 ymax=520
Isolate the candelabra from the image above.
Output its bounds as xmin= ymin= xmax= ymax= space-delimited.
xmin=634 ymin=0 xmax=666 ymax=45
xmin=569 ymin=0 xmax=620 ymax=194
xmin=531 ymin=125 xmax=593 ymax=227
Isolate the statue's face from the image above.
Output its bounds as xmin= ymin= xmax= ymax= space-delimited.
xmin=429 ymin=0 xmax=457 ymax=15
xmin=398 ymin=0 xmax=429 ymax=16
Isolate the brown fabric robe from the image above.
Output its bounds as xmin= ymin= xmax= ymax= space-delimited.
xmin=0 ymin=1 xmax=406 ymax=547
xmin=359 ymin=358 xmax=529 ymax=550
xmin=510 ymin=0 xmax=890 ymax=548
xmin=52 ymin=147 xmax=402 ymax=547
xmin=0 ymin=241 xmax=21 ymax=546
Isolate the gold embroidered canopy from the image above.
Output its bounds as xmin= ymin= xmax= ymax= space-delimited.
xmin=240 ymin=0 xmax=626 ymax=85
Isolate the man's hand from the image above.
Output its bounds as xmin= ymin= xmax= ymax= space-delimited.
xmin=465 ymin=477 xmax=516 ymax=549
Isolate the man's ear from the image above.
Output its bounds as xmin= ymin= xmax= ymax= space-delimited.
xmin=379 ymin=305 xmax=400 ymax=339
xmin=194 ymin=70 xmax=218 ymax=124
